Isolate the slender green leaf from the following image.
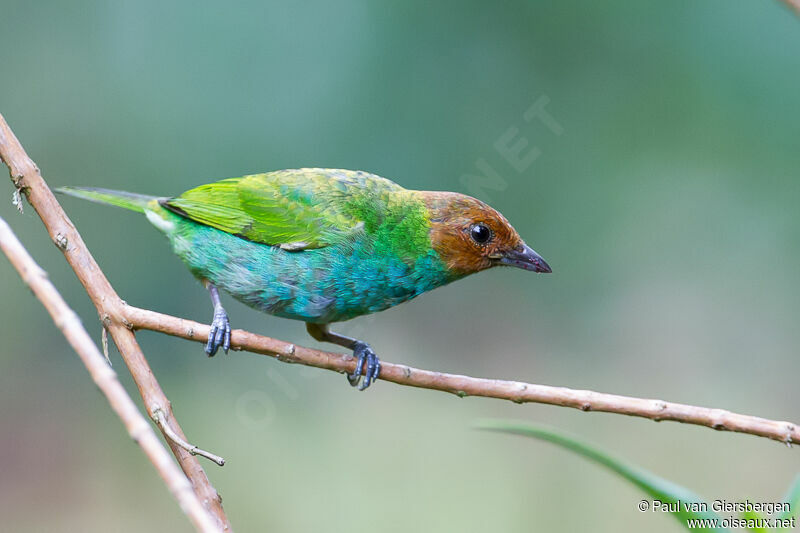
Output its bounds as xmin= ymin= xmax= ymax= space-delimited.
xmin=477 ymin=420 xmax=730 ymax=532
xmin=740 ymin=509 xmax=767 ymax=532
xmin=777 ymin=474 xmax=800 ymax=531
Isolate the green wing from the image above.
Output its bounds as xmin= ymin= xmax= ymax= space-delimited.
xmin=163 ymin=169 xmax=402 ymax=249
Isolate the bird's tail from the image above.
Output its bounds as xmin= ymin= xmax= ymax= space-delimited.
xmin=55 ymin=187 xmax=158 ymax=213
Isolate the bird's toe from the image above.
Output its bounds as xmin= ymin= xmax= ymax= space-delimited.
xmin=206 ymin=307 xmax=231 ymax=357
xmin=349 ymin=342 xmax=381 ymax=391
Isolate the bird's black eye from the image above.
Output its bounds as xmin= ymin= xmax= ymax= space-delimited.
xmin=469 ymin=223 xmax=493 ymax=245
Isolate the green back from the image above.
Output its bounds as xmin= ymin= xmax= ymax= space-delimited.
xmin=163 ymin=169 xmax=429 ymax=258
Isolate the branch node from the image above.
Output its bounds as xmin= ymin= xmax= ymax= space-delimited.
xmin=11 ymin=188 xmax=23 ymax=213
xmin=709 ymin=409 xmax=729 ymax=431
xmin=275 ymin=347 xmax=297 ymax=363
xmin=101 ymin=325 xmax=111 ymax=366
xmin=54 ymin=232 xmax=68 ymax=251
xmin=785 ymin=425 xmax=795 ymax=447
xmin=152 ymin=409 xmax=226 ymax=467
xmin=106 ymin=302 xmax=134 ymax=330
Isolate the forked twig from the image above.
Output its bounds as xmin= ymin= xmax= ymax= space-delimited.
xmin=0 ymin=216 xmax=220 ymax=533
xmin=0 ymin=113 xmax=231 ymax=532
xmin=153 ymin=409 xmax=226 ymax=466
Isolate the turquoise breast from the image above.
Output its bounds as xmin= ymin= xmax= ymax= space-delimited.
xmin=161 ymin=210 xmax=454 ymax=323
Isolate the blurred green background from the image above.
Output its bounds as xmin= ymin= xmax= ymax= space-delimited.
xmin=1 ymin=1 xmax=799 ymax=531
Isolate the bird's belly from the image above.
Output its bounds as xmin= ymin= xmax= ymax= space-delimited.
xmin=166 ymin=216 xmax=450 ymax=323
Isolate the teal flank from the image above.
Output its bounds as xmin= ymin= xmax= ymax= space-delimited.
xmin=156 ymin=207 xmax=452 ymax=323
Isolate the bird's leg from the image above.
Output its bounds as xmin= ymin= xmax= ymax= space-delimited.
xmin=306 ymin=323 xmax=381 ymax=391
xmin=203 ymin=280 xmax=231 ymax=357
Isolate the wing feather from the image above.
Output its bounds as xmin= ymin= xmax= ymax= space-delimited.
xmin=163 ymin=169 xmax=402 ymax=249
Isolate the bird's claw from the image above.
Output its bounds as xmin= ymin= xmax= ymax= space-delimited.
xmin=205 ymin=306 xmax=231 ymax=357
xmin=348 ymin=341 xmax=381 ymax=391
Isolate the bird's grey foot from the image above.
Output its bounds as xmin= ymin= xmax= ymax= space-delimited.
xmin=205 ymin=306 xmax=231 ymax=357
xmin=305 ymin=323 xmax=381 ymax=391
xmin=348 ymin=341 xmax=381 ymax=391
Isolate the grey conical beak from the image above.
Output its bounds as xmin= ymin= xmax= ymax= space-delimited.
xmin=498 ymin=244 xmax=552 ymax=273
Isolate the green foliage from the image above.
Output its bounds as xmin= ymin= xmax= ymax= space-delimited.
xmin=777 ymin=475 xmax=800 ymax=529
xmin=742 ymin=509 xmax=769 ymax=532
xmin=481 ymin=420 xmax=751 ymax=532
xmin=480 ymin=420 xmax=799 ymax=532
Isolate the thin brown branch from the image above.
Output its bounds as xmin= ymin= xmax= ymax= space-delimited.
xmin=153 ymin=409 xmax=226 ymax=466
xmin=125 ymin=305 xmax=799 ymax=447
xmin=0 ymin=216 xmax=220 ymax=533
xmin=0 ymin=113 xmax=232 ymax=532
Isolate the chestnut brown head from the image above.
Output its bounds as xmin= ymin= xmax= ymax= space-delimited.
xmin=421 ymin=191 xmax=551 ymax=277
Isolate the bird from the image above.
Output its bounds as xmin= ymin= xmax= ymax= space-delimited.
xmin=57 ymin=169 xmax=551 ymax=390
